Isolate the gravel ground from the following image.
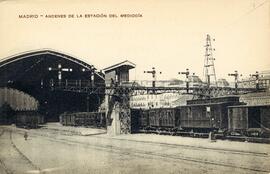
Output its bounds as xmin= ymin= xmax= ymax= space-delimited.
xmin=0 ymin=125 xmax=270 ymax=174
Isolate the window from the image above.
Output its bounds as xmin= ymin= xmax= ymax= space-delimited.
xmin=206 ymin=106 xmax=211 ymax=112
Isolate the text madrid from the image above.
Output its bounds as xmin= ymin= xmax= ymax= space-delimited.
xmin=18 ymin=14 xmax=143 ymax=19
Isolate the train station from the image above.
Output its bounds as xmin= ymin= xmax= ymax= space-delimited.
xmin=0 ymin=46 xmax=270 ymax=173
xmin=1 ymin=1 xmax=270 ymax=173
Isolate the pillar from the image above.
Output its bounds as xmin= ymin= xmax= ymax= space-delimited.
xmin=105 ymin=88 xmax=131 ymax=136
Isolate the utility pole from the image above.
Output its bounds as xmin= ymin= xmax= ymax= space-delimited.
xmin=250 ymin=71 xmax=260 ymax=90
xmin=144 ymin=67 xmax=162 ymax=93
xmin=48 ymin=64 xmax=73 ymax=86
xmin=178 ymin=68 xmax=190 ymax=93
xmin=228 ymin=70 xmax=241 ymax=93
xmin=203 ymin=34 xmax=217 ymax=88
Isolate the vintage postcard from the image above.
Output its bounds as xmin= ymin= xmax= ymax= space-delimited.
xmin=0 ymin=0 xmax=270 ymax=173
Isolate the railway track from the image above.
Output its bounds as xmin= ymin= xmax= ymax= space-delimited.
xmin=27 ymin=128 xmax=268 ymax=157
xmin=0 ymin=129 xmax=12 ymax=174
xmin=111 ymin=136 xmax=269 ymax=157
xmin=19 ymin=129 xmax=270 ymax=173
xmin=0 ymin=158 xmax=12 ymax=174
xmin=9 ymin=130 xmax=42 ymax=173
xmin=36 ymin=128 xmax=270 ymax=156
xmin=0 ymin=128 xmax=42 ymax=174
xmin=0 ymin=128 xmax=5 ymax=137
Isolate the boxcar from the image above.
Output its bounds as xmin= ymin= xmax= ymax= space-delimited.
xmin=15 ymin=111 xmax=44 ymax=129
xmin=177 ymin=96 xmax=243 ymax=133
xmin=131 ymin=96 xmax=244 ymax=136
xmin=130 ymin=109 xmax=149 ymax=132
xmin=147 ymin=108 xmax=177 ymax=129
xmin=149 ymin=109 xmax=160 ymax=127
xmin=60 ymin=112 xmax=106 ymax=128
xmin=228 ymin=105 xmax=270 ymax=137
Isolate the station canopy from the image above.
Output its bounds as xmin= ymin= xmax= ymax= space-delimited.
xmin=0 ymin=49 xmax=105 ymax=121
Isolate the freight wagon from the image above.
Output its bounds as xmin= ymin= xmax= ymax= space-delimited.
xmin=228 ymin=105 xmax=270 ymax=138
xmin=15 ymin=111 xmax=44 ymax=129
xmin=178 ymin=96 xmax=243 ymax=133
xmin=60 ymin=112 xmax=106 ymax=128
xmin=131 ymin=96 xmax=243 ymax=136
xmin=138 ymin=108 xmax=180 ymax=134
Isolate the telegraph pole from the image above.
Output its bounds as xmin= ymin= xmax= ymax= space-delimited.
xmin=144 ymin=67 xmax=162 ymax=93
xmin=228 ymin=70 xmax=241 ymax=93
xmin=178 ymin=68 xmax=190 ymax=93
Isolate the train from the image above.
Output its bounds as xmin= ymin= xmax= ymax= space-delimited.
xmin=228 ymin=105 xmax=270 ymax=138
xmin=131 ymin=96 xmax=270 ymax=138
xmin=15 ymin=111 xmax=44 ymax=129
xmin=60 ymin=112 xmax=106 ymax=128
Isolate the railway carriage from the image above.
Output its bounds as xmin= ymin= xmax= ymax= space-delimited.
xmin=60 ymin=112 xmax=106 ymax=128
xmin=228 ymin=105 xmax=270 ymax=138
xmin=148 ymin=108 xmax=178 ymax=133
xmin=131 ymin=96 xmax=269 ymax=139
xmin=178 ymin=96 xmax=243 ymax=133
xmin=139 ymin=109 xmax=149 ymax=130
xmin=15 ymin=111 xmax=44 ymax=128
xmin=131 ymin=96 xmax=245 ymax=136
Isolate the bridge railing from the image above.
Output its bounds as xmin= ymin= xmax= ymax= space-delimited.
xmin=48 ymin=79 xmax=263 ymax=98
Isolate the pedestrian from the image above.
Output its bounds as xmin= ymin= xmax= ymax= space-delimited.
xmin=24 ymin=132 xmax=28 ymax=141
xmin=209 ymin=131 xmax=216 ymax=142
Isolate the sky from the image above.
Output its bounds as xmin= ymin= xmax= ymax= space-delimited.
xmin=0 ymin=0 xmax=269 ymax=82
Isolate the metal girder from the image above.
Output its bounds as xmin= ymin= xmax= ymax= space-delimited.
xmin=51 ymin=84 xmax=261 ymax=98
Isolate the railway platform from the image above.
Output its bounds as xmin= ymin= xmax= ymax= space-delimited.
xmin=1 ymin=125 xmax=270 ymax=174
xmin=32 ymin=123 xmax=270 ymax=153
xmin=40 ymin=122 xmax=107 ymax=136
xmin=22 ymin=123 xmax=270 ymax=154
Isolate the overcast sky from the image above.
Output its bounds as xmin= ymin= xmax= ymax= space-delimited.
xmin=0 ymin=0 xmax=269 ymax=82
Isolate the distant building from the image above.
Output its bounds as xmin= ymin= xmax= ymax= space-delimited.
xmin=135 ymin=76 xmax=203 ymax=88
xmin=136 ymin=80 xmax=184 ymax=87
xmin=259 ymin=75 xmax=270 ymax=89
xmin=188 ymin=75 xmax=204 ymax=87
xmin=130 ymin=76 xmax=202 ymax=109
xmin=217 ymin=78 xmax=230 ymax=87
xmin=130 ymin=93 xmax=193 ymax=109
xmin=240 ymin=91 xmax=270 ymax=105
xmin=130 ymin=93 xmax=181 ymax=109
xmin=239 ymin=72 xmax=270 ymax=89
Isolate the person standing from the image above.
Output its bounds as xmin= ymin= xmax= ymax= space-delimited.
xmin=24 ymin=132 xmax=28 ymax=141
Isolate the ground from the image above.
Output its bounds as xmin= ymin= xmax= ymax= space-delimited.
xmin=0 ymin=124 xmax=270 ymax=174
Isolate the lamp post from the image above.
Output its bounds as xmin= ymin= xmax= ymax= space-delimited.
xmin=48 ymin=63 xmax=73 ymax=87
